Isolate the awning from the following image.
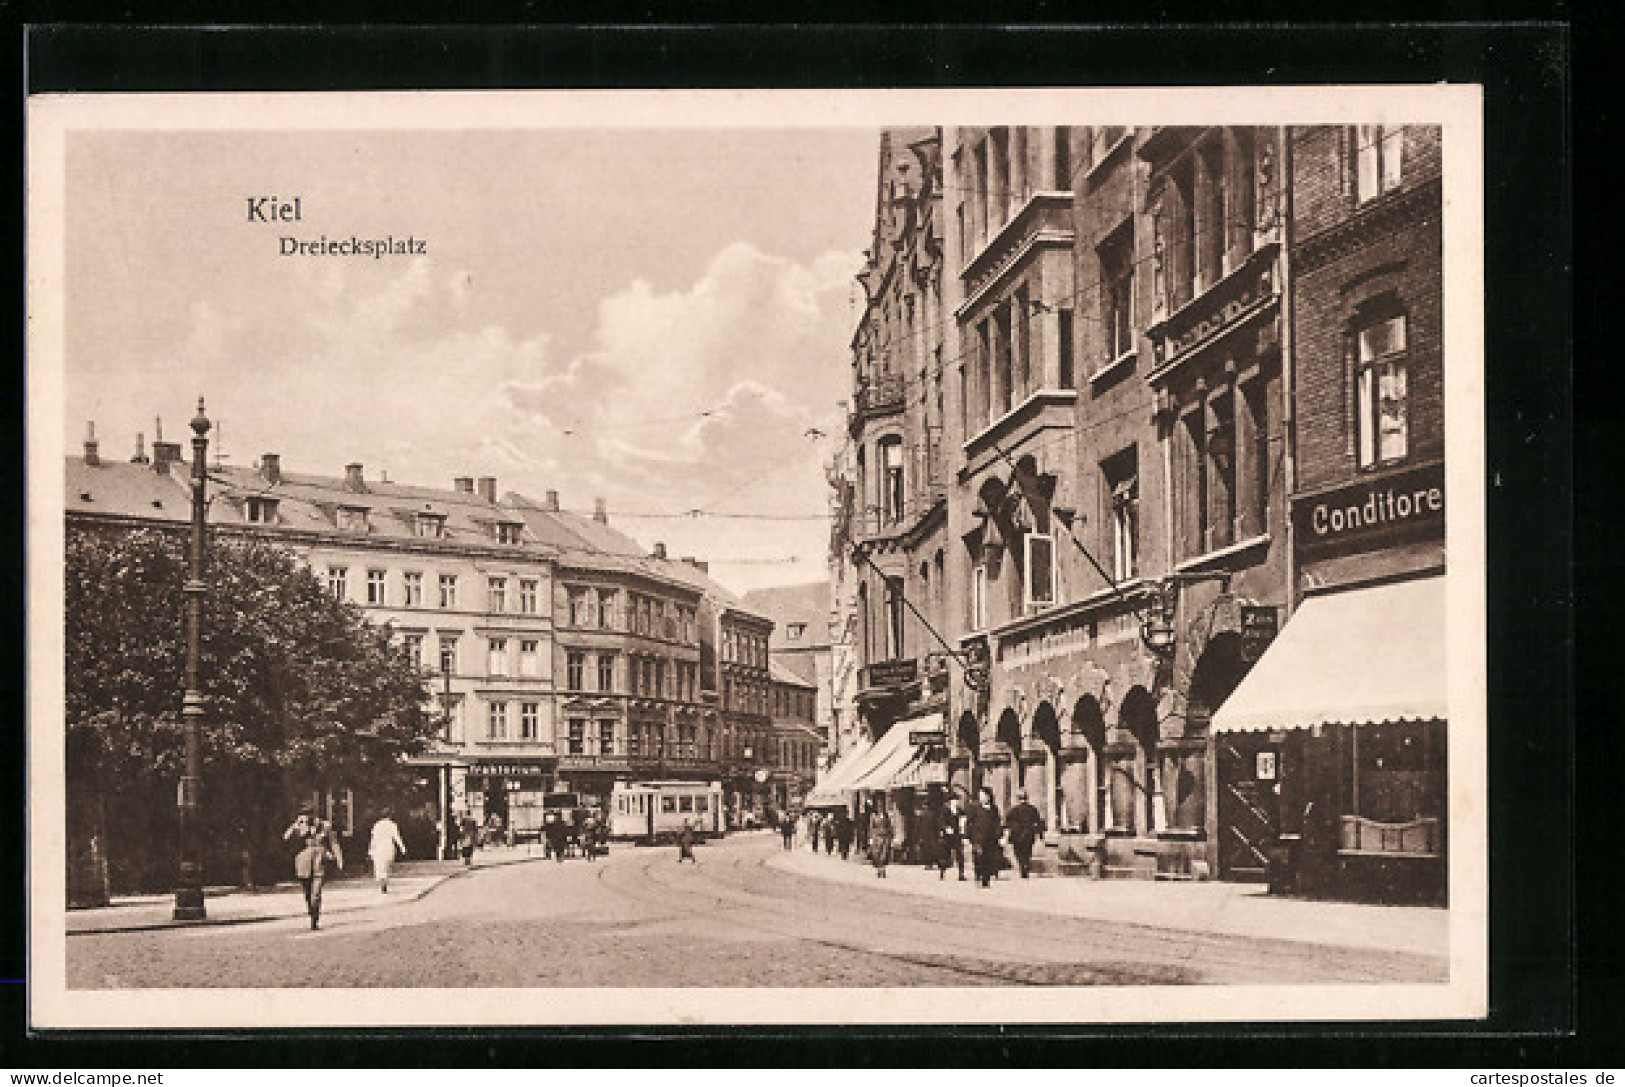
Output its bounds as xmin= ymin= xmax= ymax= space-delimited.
xmin=803 ymin=737 xmax=874 ymax=806
xmin=1211 ymin=575 xmax=1447 ymax=733
xmin=846 ymin=713 xmax=942 ymax=791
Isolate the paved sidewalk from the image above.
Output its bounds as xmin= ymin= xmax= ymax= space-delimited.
xmin=767 ymin=844 xmax=1450 ymax=961
xmin=66 ymin=844 xmax=547 ymax=935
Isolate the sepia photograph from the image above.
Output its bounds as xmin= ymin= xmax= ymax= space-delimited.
xmin=26 ymin=85 xmax=1487 ymax=1028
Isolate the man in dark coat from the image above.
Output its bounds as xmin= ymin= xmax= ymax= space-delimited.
xmin=835 ymin=809 xmax=854 ymax=860
xmin=966 ymin=787 xmax=1004 ymax=887
xmin=677 ymin=818 xmax=697 ymax=863
xmin=916 ymin=800 xmax=943 ymax=872
xmin=940 ymin=796 xmax=967 ymax=881
xmin=543 ymin=811 xmax=570 ymax=862
xmin=1005 ymin=789 xmax=1045 ymax=878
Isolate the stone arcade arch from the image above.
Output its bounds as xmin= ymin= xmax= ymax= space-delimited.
xmin=1031 ymin=701 xmax=1061 ymax=832
xmin=994 ymin=707 xmax=1023 ymax=812
xmin=1070 ymin=694 xmax=1108 ymax=834
xmin=1119 ymin=685 xmax=1162 ymax=835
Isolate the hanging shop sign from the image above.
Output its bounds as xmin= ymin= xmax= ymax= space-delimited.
xmin=866 ymin=659 xmax=919 ymax=688
xmin=468 ymin=761 xmax=554 ymax=779
xmin=1292 ymin=461 xmax=1445 ymax=559
xmin=909 ymin=729 xmax=948 ymax=747
xmin=1240 ymin=604 xmax=1280 ymax=662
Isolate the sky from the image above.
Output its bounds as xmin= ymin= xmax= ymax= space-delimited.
xmin=61 ymin=125 xmax=880 ymax=593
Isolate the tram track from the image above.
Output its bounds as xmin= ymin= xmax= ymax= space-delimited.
xmin=589 ymin=837 xmax=1435 ymax=986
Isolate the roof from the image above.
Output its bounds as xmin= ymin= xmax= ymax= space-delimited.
xmin=769 ymin=659 xmax=817 ymax=690
xmin=741 ymin=581 xmax=831 ymax=651
xmin=1211 ymin=575 xmax=1447 ymax=733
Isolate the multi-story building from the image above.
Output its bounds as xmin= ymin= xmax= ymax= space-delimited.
xmin=1213 ymin=124 xmax=1447 ymax=903
xmin=741 ymin=581 xmax=836 ymax=766
xmin=828 ymin=122 xmax=1441 ymax=902
xmin=768 ymin=660 xmax=822 ymax=811
xmin=841 ymin=127 xmax=957 ymax=770
xmin=65 ymin=438 xmax=779 ymax=849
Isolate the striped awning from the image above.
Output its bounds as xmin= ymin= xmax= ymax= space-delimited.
xmin=1211 ymin=575 xmax=1447 ymax=733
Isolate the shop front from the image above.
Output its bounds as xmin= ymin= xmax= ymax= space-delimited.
xmin=1211 ymin=573 xmax=1448 ymax=903
xmin=463 ymin=756 xmax=559 ymax=843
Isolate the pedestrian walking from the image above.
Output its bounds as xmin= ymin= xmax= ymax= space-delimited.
xmin=1005 ymin=789 xmax=1044 ymax=878
xmin=543 ymin=811 xmax=570 ymax=862
xmin=366 ymin=809 xmax=406 ymax=894
xmin=868 ymin=806 xmax=894 ymax=878
xmin=458 ymin=815 xmax=479 ymax=866
xmin=835 ymin=808 xmax=854 ymax=860
xmin=916 ymin=799 xmax=943 ymax=872
xmin=677 ymin=818 xmax=697 ymax=863
xmin=779 ymin=811 xmax=796 ymax=850
xmin=282 ymin=806 xmax=343 ymax=930
xmin=966 ymin=787 xmax=1003 ymax=888
xmin=822 ymin=814 xmax=836 ymax=854
xmin=940 ymin=796 xmax=968 ymax=881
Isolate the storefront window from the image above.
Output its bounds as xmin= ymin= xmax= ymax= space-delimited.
xmin=1342 ymin=720 xmax=1444 ymax=855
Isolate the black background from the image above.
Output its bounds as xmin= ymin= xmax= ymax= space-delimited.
xmin=3 ymin=16 xmax=1592 ymax=1071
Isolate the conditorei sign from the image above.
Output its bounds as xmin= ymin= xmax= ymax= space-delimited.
xmin=1292 ymin=461 xmax=1445 ymax=559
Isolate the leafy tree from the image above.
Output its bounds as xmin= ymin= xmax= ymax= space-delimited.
xmin=66 ymin=523 xmax=434 ymax=890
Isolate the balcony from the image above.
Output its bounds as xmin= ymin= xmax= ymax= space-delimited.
xmin=848 ymin=373 xmax=905 ymax=434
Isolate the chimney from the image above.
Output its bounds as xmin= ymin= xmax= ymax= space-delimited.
xmin=593 ymin=497 xmax=607 ymax=524
xmin=83 ymin=422 xmax=99 ymax=467
xmin=687 ymin=558 xmax=709 ymax=574
xmin=477 ymin=476 xmax=497 ymax=503
xmin=131 ymin=432 xmax=149 ymax=465
xmin=544 ymin=489 xmax=560 ymax=512
xmin=260 ymin=453 xmax=281 ymax=485
xmin=152 ymin=441 xmax=183 ymax=475
xmin=345 ymin=462 xmax=366 ymax=492
xmin=651 ymin=542 xmax=667 ymax=560
xmin=454 ymin=476 xmax=475 ymax=494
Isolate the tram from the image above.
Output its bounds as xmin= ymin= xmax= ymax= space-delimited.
xmin=608 ymin=780 xmax=725 ymax=843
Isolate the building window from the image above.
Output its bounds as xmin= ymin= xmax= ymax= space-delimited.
xmin=1355 ymin=312 xmax=1410 ymax=469
xmin=568 ymin=718 xmax=587 ymax=756
xmin=438 ymin=574 xmax=458 ymax=609
xmin=884 ymin=578 xmax=906 ymax=660
xmin=327 ymin=566 xmax=348 ymax=600
xmin=403 ymin=571 xmax=423 ymax=607
xmin=519 ymin=639 xmax=539 ymax=678
xmin=245 ymin=496 xmax=278 ymax=524
xmin=1103 ymin=447 xmax=1140 ymax=582
xmin=1057 ymin=307 xmax=1075 ymax=389
xmin=1090 ymin=126 xmax=1126 ymax=168
xmin=365 ymin=569 xmax=386 ymax=605
xmin=1099 ymin=221 xmax=1135 ymax=364
xmin=496 ymin=521 xmax=523 ymax=545
xmin=879 ymin=437 xmax=905 ymax=524
xmin=567 ymin=651 xmax=585 ymax=692
xmin=1024 ymin=532 xmax=1057 ymax=611
xmin=1206 ymin=392 xmax=1238 ymax=551
xmin=598 ymin=719 xmax=617 ymax=756
xmin=787 ymin=622 xmax=807 ymax=641
xmin=488 ymin=576 xmax=507 ymax=613
xmin=597 ymin=653 xmax=615 ymax=693
xmin=993 ymin=303 xmax=1013 ymax=418
xmin=569 ymin=587 xmax=594 ymax=627
xmin=520 ymin=702 xmax=540 ymax=740
xmin=337 ymin=506 xmax=368 ymax=533
xmin=438 ymin=636 xmax=458 ymax=676
xmin=1354 ymin=124 xmax=1405 ymax=204
xmin=599 ymin=589 xmax=617 ymax=629
xmin=518 ymin=578 xmax=538 ymax=614
xmin=415 ymin=514 xmax=445 ymax=539
xmin=654 ymin=659 xmax=668 ymax=698
xmin=971 ymin=563 xmax=988 ymax=631
xmin=401 ymin=633 xmax=424 ymax=670
xmin=488 ymin=701 xmax=509 ymax=740
xmin=488 ymin=638 xmax=509 ymax=677
xmin=1343 ymin=720 xmax=1444 ymax=855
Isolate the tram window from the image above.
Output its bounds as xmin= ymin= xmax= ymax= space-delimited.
xmin=679 ymin=795 xmax=694 ymax=813
xmin=697 ymin=796 xmax=708 ymax=813
xmin=662 ymin=796 xmax=677 ymax=814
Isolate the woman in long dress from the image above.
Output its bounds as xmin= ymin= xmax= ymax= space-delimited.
xmin=869 ymin=805 xmax=894 ymax=878
xmin=368 ymin=810 xmax=407 ymax=894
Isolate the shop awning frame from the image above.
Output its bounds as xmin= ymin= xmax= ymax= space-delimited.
xmin=1211 ymin=575 xmax=1447 ymax=734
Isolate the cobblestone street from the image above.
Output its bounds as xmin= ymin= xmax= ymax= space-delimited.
xmin=67 ymin=833 xmax=1448 ymax=989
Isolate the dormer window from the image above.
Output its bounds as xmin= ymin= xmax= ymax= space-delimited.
xmin=787 ymin=622 xmax=808 ymax=641
xmin=337 ymin=505 xmax=369 ymax=533
xmin=245 ymin=496 xmax=279 ymax=524
xmin=496 ymin=521 xmax=524 ymax=545
xmin=415 ymin=513 xmax=445 ymax=539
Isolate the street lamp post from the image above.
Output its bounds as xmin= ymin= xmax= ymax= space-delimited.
xmin=440 ymin=662 xmax=456 ymax=860
xmin=173 ymin=398 xmax=210 ymax=921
